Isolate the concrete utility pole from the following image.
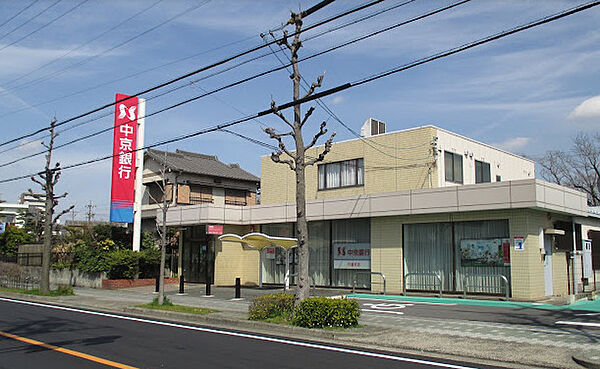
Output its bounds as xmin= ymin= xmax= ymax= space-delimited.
xmin=85 ymin=201 xmax=96 ymax=224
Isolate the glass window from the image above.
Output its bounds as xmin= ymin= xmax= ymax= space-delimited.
xmin=444 ymin=151 xmax=463 ymax=183
xmin=318 ymin=158 xmax=364 ymax=190
xmin=475 ymin=160 xmax=491 ymax=183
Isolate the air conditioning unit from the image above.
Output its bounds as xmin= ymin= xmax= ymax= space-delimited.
xmin=361 ymin=118 xmax=386 ymax=137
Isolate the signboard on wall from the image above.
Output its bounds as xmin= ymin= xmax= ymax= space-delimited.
xmin=514 ymin=237 xmax=525 ymax=251
xmin=265 ymin=247 xmax=276 ymax=259
xmin=583 ymin=239 xmax=593 ymax=279
xmin=460 ymin=238 xmax=510 ymax=267
xmin=333 ymin=243 xmax=370 ymax=269
xmin=109 ymin=93 xmax=138 ymax=223
xmin=206 ymin=225 xmax=223 ymax=235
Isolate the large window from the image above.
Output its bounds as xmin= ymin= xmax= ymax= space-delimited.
xmin=189 ymin=185 xmax=212 ymax=204
xmin=444 ymin=151 xmax=463 ymax=183
xmin=225 ymin=189 xmax=247 ymax=206
xmin=475 ymin=160 xmax=491 ymax=183
xmin=318 ymin=158 xmax=364 ymax=190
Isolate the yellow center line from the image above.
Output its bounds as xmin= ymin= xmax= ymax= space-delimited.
xmin=0 ymin=330 xmax=140 ymax=369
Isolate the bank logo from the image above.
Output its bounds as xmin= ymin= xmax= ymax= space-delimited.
xmin=118 ymin=104 xmax=137 ymax=120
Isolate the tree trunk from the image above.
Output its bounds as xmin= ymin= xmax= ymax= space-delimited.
xmin=40 ymin=193 xmax=53 ymax=293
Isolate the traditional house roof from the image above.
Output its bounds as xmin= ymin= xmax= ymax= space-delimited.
xmin=145 ymin=149 xmax=259 ymax=183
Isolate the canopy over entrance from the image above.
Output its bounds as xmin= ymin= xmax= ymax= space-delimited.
xmin=218 ymin=232 xmax=297 ymax=250
xmin=218 ymin=232 xmax=298 ymax=289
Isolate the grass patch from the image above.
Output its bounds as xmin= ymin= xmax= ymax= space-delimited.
xmin=137 ymin=297 xmax=217 ymax=315
xmin=0 ymin=285 xmax=74 ymax=296
xmin=261 ymin=315 xmax=292 ymax=325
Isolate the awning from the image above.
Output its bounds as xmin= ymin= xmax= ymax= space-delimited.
xmin=218 ymin=232 xmax=297 ymax=251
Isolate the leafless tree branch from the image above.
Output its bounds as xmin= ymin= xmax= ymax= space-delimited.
xmin=270 ymin=100 xmax=294 ymax=128
xmin=305 ymin=121 xmax=328 ymax=150
xmin=306 ymin=132 xmax=336 ymax=166
xmin=300 ymin=106 xmax=315 ymax=128
xmin=301 ymin=73 xmax=324 ymax=100
xmin=53 ymin=205 xmax=74 ymax=224
xmin=271 ymin=151 xmax=295 ymax=170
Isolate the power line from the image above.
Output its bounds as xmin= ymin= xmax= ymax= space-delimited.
xmin=0 ymin=0 xmax=210 ymax=97
xmin=0 ymin=0 xmax=61 ymax=43
xmin=0 ymin=0 xmax=479 ymax=167
xmin=1 ymin=0 xmax=596 ymax=184
xmin=0 ymin=0 xmax=385 ymax=149
xmin=1 ymin=0 xmax=163 ymax=89
xmin=0 ymin=0 xmax=91 ymax=53
xmin=0 ymin=0 xmax=400 ymax=152
xmin=0 ymin=0 xmax=41 ymax=30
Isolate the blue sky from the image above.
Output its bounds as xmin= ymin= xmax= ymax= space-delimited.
xmin=0 ymin=0 xmax=599 ymax=220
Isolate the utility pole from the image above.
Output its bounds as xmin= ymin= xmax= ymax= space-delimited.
xmin=85 ymin=201 xmax=96 ymax=224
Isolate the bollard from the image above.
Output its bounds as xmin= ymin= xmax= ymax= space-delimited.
xmin=235 ymin=277 xmax=241 ymax=299
xmin=155 ymin=275 xmax=160 ymax=293
xmin=206 ymin=281 xmax=211 ymax=296
xmin=179 ymin=275 xmax=185 ymax=294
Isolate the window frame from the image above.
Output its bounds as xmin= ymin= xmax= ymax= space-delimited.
xmin=444 ymin=151 xmax=463 ymax=184
xmin=318 ymin=158 xmax=364 ymax=190
xmin=475 ymin=160 xmax=491 ymax=184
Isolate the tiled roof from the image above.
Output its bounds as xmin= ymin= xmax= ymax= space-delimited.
xmin=145 ymin=149 xmax=259 ymax=183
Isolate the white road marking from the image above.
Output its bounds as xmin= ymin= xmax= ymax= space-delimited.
xmin=556 ymin=321 xmax=600 ymax=328
xmin=363 ymin=303 xmax=412 ymax=310
xmin=353 ymin=297 xmax=457 ymax=306
xmin=0 ymin=297 xmax=482 ymax=369
xmin=362 ymin=309 xmax=405 ymax=315
xmin=574 ymin=313 xmax=600 ymax=317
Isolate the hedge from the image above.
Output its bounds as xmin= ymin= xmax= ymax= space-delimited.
xmin=292 ymin=297 xmax=360 ymax=328
xmin=248 ymin=293 xmax=294 ymax=321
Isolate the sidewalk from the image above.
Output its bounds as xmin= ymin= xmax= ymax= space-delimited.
xmin=1 ymin=285 xmax=598 ymax=369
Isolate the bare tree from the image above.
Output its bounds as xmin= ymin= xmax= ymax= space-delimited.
xmin=539 ymin=133 xmax=600 ymax=205
xmin=265 ymin=11 xmax=335 ymax=305
xmin=30 ymin=117 xmax=74 ymax=294
xmin=147 ymin=151 xmax=172 ymax=305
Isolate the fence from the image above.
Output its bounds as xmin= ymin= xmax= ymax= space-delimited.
xmin=0 ymin=262 xmax=40 ymax=290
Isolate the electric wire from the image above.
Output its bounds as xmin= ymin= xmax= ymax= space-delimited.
xmin=0 ymin=0 xmax=163 ymax=89
xmin=0 ymin=0 xmax=61 ymax=42
xmin=0 ymin=0 xmax=389 ymax=118
xmin=0 ymin=0 xmax=479 ymax=167
xmin=0 ymin=0 xmax=387 ymax=149
xmin=0 ymin=0 xmax=210 ymax=97
xmin=0 ymin=0 xmax=91 ymax=53
xmin=1 ymin=0 xmax=596 ymax=184
xmin=0 ymin=0 xmax=41 ymax=30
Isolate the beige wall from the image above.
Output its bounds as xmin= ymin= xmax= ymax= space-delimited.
xmin=261 ymin=126 xmax=437 ymax=205
xmin=436 ymin=128 xmax=535 ymax=187
xmin=214 ymin=225 xmax=259 ymax=286
xmin=370 ymin=209 xmax=563 ymax=300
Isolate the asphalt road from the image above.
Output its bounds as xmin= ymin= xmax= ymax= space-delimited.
xmin=0 ymin=297 xmax=508 ymax=369
xmin=354 ymin=297 xmax=600 ymax=329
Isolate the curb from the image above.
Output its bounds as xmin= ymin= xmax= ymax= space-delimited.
xmin=0 ymin=291 xmax=586 ymax=369
xmin=573 ymin=354 xmax=600 ymax=369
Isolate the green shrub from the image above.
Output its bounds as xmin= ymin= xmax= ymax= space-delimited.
xmin=292 ymin=297 xmax=360 ymax=328
xmin=0 ymin=226 xmax=33 ymax=258
xmin=248 ymin=293 xmax=294 ymax=321
xmin=72 ymin=240 xmax=109 ymax=274
xmin=106 ymin=250 xmax=139 ymax=279
xmin=138 ymin=248 xmax=160 ymax=278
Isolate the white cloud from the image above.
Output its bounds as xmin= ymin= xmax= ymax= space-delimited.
xmin=568 ymin=95 xmax=600 ymax=119
xmin=331 ymin=96 xmax=344 ymax=105
xmin=491 ymin=137 xmax=531 ymax=152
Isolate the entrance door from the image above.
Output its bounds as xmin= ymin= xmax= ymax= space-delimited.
xmin=183 ymin=227 xmax=214 ymax=284
xmin=544 ymin=235 xmax=553 ymax=296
